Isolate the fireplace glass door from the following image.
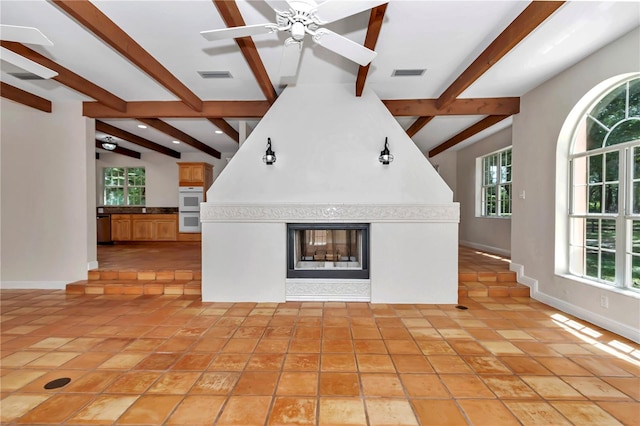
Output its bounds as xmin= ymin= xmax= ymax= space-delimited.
xmin=287 ymin=224 xmax=369 ymax=279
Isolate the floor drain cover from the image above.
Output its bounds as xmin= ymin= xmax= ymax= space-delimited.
xmin=44 ymin=377 xmax=71 ymax=390
xmin=455 ymin=305 xmax=468 ymax=310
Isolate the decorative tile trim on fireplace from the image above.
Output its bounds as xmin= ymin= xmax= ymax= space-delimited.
xmin=201 ymin=203 xmax=459 ymax=223
xmin=285 ymin=279 xmax=371 ymax=301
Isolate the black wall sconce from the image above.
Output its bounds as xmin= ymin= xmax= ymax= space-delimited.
xmin=378 ymin=137 xmax=393 ymax=165
xmin=263 ymin=137 xmax=276 ymax=165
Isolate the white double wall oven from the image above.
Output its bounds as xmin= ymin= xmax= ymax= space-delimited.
xmin=179 ymin=186 xmax=203 ymax=233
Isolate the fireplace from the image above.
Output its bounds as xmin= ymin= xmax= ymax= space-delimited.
xmin=287 ymin=223 xmax=369 ymax=279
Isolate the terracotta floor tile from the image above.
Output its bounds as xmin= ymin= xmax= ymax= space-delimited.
xmin=172 ymin=353 xmax=215 ymax=370
xmin=165 ymin=395 xmax=225 ymax=425
xmin=428 ymin=355 xmax=474 ymax=374
xmin=602 ymin=377 xmax=640 ymax=400
xmin=147 ymin=371 xmax=201 ymax=394
xmin=384 ymin=339 xmax=421 ymax=354
xmin=440 ymin=374 xmax=495 ymax=398
xmin=268 ymin=397 xmax=317 ymax=426
xmin=190 ymin=371 xmax=240 ymax=395
xmin=62 ymin=351 xmax=114 ymax=369
xmin=116 ymin=394 xmax=182 ymax=425
xmin=283 ymin=353 xmax=320 ymax=371
xmin=481 ymin=375 xmax=540 ymax=399
xmin=106 ymin=371 xmax=161 ymax=393
xmin=246 ymin=353 xmax=285 ymax=370
xmin=255 ymin=338 xmax=290 ymax=353
xmin=64 ymin=371 xmax=121 ymax=393
xmin=563 ymin=376 xmax=632 ymax=400
xmin=503 ymin=401 xmax=572 ymax=425
xmin=277 ymin=372 xmax=319 ymax=396
xmin=353 ymin=339 xmax=388 ymax=354
xmin=66 ymin=395 xmax=138 ymax=425
xmin=596 ymin=401 xmax=640 ymax=426
xmin=449 ymin=339 xmax=490 ymax=355
xmin=499 ymin=356 xmax=553 ymax=375
xmin=288 ymin=338 xmax=321 ymax=353
xmin=323 ymin=339 xmax=354 ymax=352
xmin=463 ymin=355 xmax=511 ymax=374
xmin=0 ymin=369 xmax=48 ymax=391
xmin=400 ymin=373 xmax=449 ymax=398
xmin=390 ymin=354 xmax=434 ymax=373
xmin=320 ymin=372 xmax=360 ymax=396
xmin=0 ymin=394 xmax=51 ymax=423
xmin=321 ymin=353 xmax=357 ymax=372
xmin=412 ymin=400 xmax=468 ymax=426
xmin=458 ymin=399 xmax=520 ymax=425
xmin=521 ymin=376 xmax=586 ymax=400
xmin=551 ymin=401 xmax=626 ymax=425
xmin=351 ymin=326 xmax=382 ymax=339
xmin=133 ymin=352 xmax=180 ymax=370
xmin=365 ymin=399 xmax=419 ymax=426
xmin=360 ymin=373 xmax=405 ymax=397
xmin=318 ymin=398 xmax=367 ymax=425
xmin=480 ymin=340 xmax=525 ymax=355
xmin=18 ymin=369 xmax=85 ymax=392
xmin=16 ymin=394 xmax=92 ymax=425
xmin=216 ymin=395 xmax=271 ymax=426
xmin=233 ymin=371 xmax=279 ymax=395
xmin=208 ymin=353 xmax=250 ymax=371
xmin=417 ymin=340 xmax=456 ymax=355
xmin=355 ymin=354 xmax=395 ymax=372
xmin=98 ymin=352 xmax=146 ymax=370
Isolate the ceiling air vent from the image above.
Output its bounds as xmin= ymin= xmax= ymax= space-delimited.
xmin=392 ymin=69 xmax=426 ymax=77
xmin=7 ymin=72 xmax=44 ymax=80
xmin=198 ymin=70 xmax=233 ymax=79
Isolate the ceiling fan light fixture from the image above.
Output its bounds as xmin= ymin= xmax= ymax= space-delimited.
xmin=392 ymin=69 xmax=426 ymax=77
xmin=101 ymin=137 xmax=117 ymax=151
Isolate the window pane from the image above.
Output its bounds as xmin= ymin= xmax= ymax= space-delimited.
xmin=128 ymin=187 xmax=146 ymax=206
xmin=601 ymin=220 xmax=616 ymax=250
xmin=485 ymin=186 xmax=496 ymax=215
xmin=634 ymin=183 xmax=640 ymax=215
xmin=128 ymin=168 xmax=145 ymax=186
xmin=604 ymin=183 xmax=618 ymax=214
xmin=605 ymin=151 xmax=619 ymax=182
xmin=500 ymin=184 xmax=511 ymax=215
xmin=588 ymin=185 xmax=602 ymax=213
xmin=632 ymin=255 xmax=640 ymax=289
xmin=630 ymin=79 xmax=640 ymax=117
xmin=589 ymin=154 xmax=603 ymax=183
xmin=586 ymin=118 xmax=607 ymax=151
xmin=586 ymin=218 xmax=599 ymax=248
xmin=601 ymin=251 xmax=616 ymax=282
xmin=633 ymin=220 xmax=640 ymax=254
xmin=105 ymin=188 xmax=124 ymax=205
xmin=606 ymin=119 xmax=640 ymax=146
xmin=586 ymin=249 xmax=598 ymax=278
xmin=634 ymin=147 xmax=640 ymax=179
xmin=592 ymin=82 xmax=627 ymax=129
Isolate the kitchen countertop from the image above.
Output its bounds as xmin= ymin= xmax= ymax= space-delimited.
xmin=97 ymin=207 xmax=178 ymax=214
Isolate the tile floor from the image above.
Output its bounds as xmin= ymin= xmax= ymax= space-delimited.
xmin=1 ymin=290 xmax=639 ymax=425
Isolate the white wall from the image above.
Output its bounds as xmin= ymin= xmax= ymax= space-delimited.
xmin=96 ymin=151 xmax=231 ymax=207
xmin=511 ymin=28 xmax=640 ymax=342
xmin=1 ymin=100 xmax=93 ymax=288
xmin=429 ymin=151 xmax=457 ymax=197
xmin=456 ymin=126 xmax=512 ymax=256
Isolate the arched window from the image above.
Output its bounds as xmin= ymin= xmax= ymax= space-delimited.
xmin=569 ymin=77 xmax=640 ymax=291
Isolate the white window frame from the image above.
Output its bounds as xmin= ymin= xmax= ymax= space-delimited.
xmin=477 ymin=147 xmax=512 ymax=218
xmin=103 ymin=167 xmax=146 ymax=206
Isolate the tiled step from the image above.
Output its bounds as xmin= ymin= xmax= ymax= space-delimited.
xmin=87 ymin=269 xmax=201 ymax=281
xmin=458 ymin=270 xmax=517 ymax=283
xmin=66 ymin=279 xmax=201 ymax=296
xmin=458 ymin=281 xmax=530 ymax=298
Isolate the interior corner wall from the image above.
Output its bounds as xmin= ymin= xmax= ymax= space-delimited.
xmin=511 ymin=27 xmax=640 ymax=342
xmin=96 ymin=151 xmax=231 ymax=207
xmin=1 ymin=99 xmax=91 ymax=288
xmin=429 ymin=151 xmax=457 ymax=197
xmin=456 ymin=126 xmax=512 ymax=256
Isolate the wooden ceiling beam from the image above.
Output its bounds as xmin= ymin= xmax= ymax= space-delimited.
xmin=96 ymin=121 xmax=181 ymax=158
xmin=138 ymin=118 xmax=221 ymax=159
xmin=383 ymin=97 xmax=519 ymax=116
xmin=207 ymin=118 xmax=240 ymax=143
xmin=1 ymin=82 xmax=52 ymax=112
xmin=406 ymin=116 xmax=435 ymax=138
xmin=436 ymin=1 xmax=564 ymax=110
xmin=95 ymin=139 xmax=141 ymax=159
xmin=84 ymin=100 xmax=270 ymax=118
xmin=428 ymin=115 xmax=510 ymax=157
xmin=1 ymin=41 xmax=127 ymax=112
xmin=356 ymin=3 xmax=388 ymax=97
xmin=213 ymin=0 xmax=277 ymax=104
xmin=52 ymin=0 xmax=203 ymax=112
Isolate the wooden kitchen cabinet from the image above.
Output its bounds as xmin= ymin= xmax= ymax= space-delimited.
xmin=112 ymin=214 xmax=177 ymax=241
xmin=177 ymin=162 xmax=213 ymax=189
xmin=111 ymin=214 xmax=132 ymax=241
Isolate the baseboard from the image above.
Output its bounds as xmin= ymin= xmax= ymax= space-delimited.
xmin=88 ymin=260 xmax=99 ymax=270
xmin=0 ymin=281 xmax=67 ymax=290
xmin=459 ymin=240 xmax=510 ymax=258
xmin=509 ymin=262 xmax=639 ymax=344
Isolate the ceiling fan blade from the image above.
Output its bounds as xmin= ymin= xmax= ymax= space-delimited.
xmin=313 ymin=28 xmax=376 ymax=66
xmin=0 ymin=24 xmax=53 ymax=46
xmin=201 ymin=23 xmax=275 ymax=41
xmin=279 ymin=38 xmax=303 ymax=77
xmin=264 ymin=0 xmax=293 ymax=13
xmin=0 ymin=47 xmax=58 ymax=79
xmin=312 ymin=0 xmax=388 ymax=24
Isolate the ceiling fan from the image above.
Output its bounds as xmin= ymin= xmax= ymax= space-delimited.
xmin=201 ymin=0 xmax=387 ymax=77
xmin=0 ymin=24 xmax=58 ymax=79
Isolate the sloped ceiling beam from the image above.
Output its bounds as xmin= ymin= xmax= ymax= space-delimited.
xmin=138 ymin=118 xmax=221 ymax=159
xmin=96 ymin=121 xmax=181 ymax=158
xmin=52 ymin=0 xmax=203 ymax=112
xmin=95 ymin=139 xmax=141 ymax=159
xmin=428 ymin=115 xmax=510 ymax=157
xmin=383 ymin=97 xmax=519 ymax=116
xmin=1 ymin=82 xmax=52 ymax=112
xmin=406 ymin=116 xmax=434 ymax=138
xmin=437 ymin=1 xmax=565 ymax=110
xmin=213 ymin=0 xmax=278 ymax=104
xmin=356 ymin=3 xmax=388 ymax=97
xmin=1 ymin=41 xmax=126 ymax=112
xmin=83 ymin=100 xmax=271 ymax=118
xmin=207 ymin=118 xmax=240 ymax=143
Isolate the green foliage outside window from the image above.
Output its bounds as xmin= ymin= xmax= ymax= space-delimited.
xmin=104 ymin=167 xmax=145 ymax=206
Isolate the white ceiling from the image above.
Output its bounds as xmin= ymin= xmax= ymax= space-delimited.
xmin=1 ymin=0 xmax=639 ymax=157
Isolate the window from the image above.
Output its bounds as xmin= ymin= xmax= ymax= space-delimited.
xmin=569 ymin=77 xmax=640 ymax=291
xmin=104 ymin=167 xmax=146 ymax=206
xmin=479 ymin=147 xmax=512 ymax=217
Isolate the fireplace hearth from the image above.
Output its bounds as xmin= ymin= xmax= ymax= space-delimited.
xmin=287 ymin=223 xmax=369 ymax=279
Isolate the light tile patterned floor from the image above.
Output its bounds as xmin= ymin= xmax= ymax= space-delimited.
xmin=1 ymin=289 xmax=639 ymax=425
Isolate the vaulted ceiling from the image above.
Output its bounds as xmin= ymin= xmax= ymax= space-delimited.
xmin=1 ymin=0 xmax=639 ymax=160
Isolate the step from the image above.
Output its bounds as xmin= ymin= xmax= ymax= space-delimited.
xmin=458 ymin=281 xmax=530 ymax=298
xmin=65 ymin=280 xmax=202 ymax=296
xmin=88 ymin=269 xmax=201 ymax=281
xmin=458 ymin=270 xmax=516 ymax=283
